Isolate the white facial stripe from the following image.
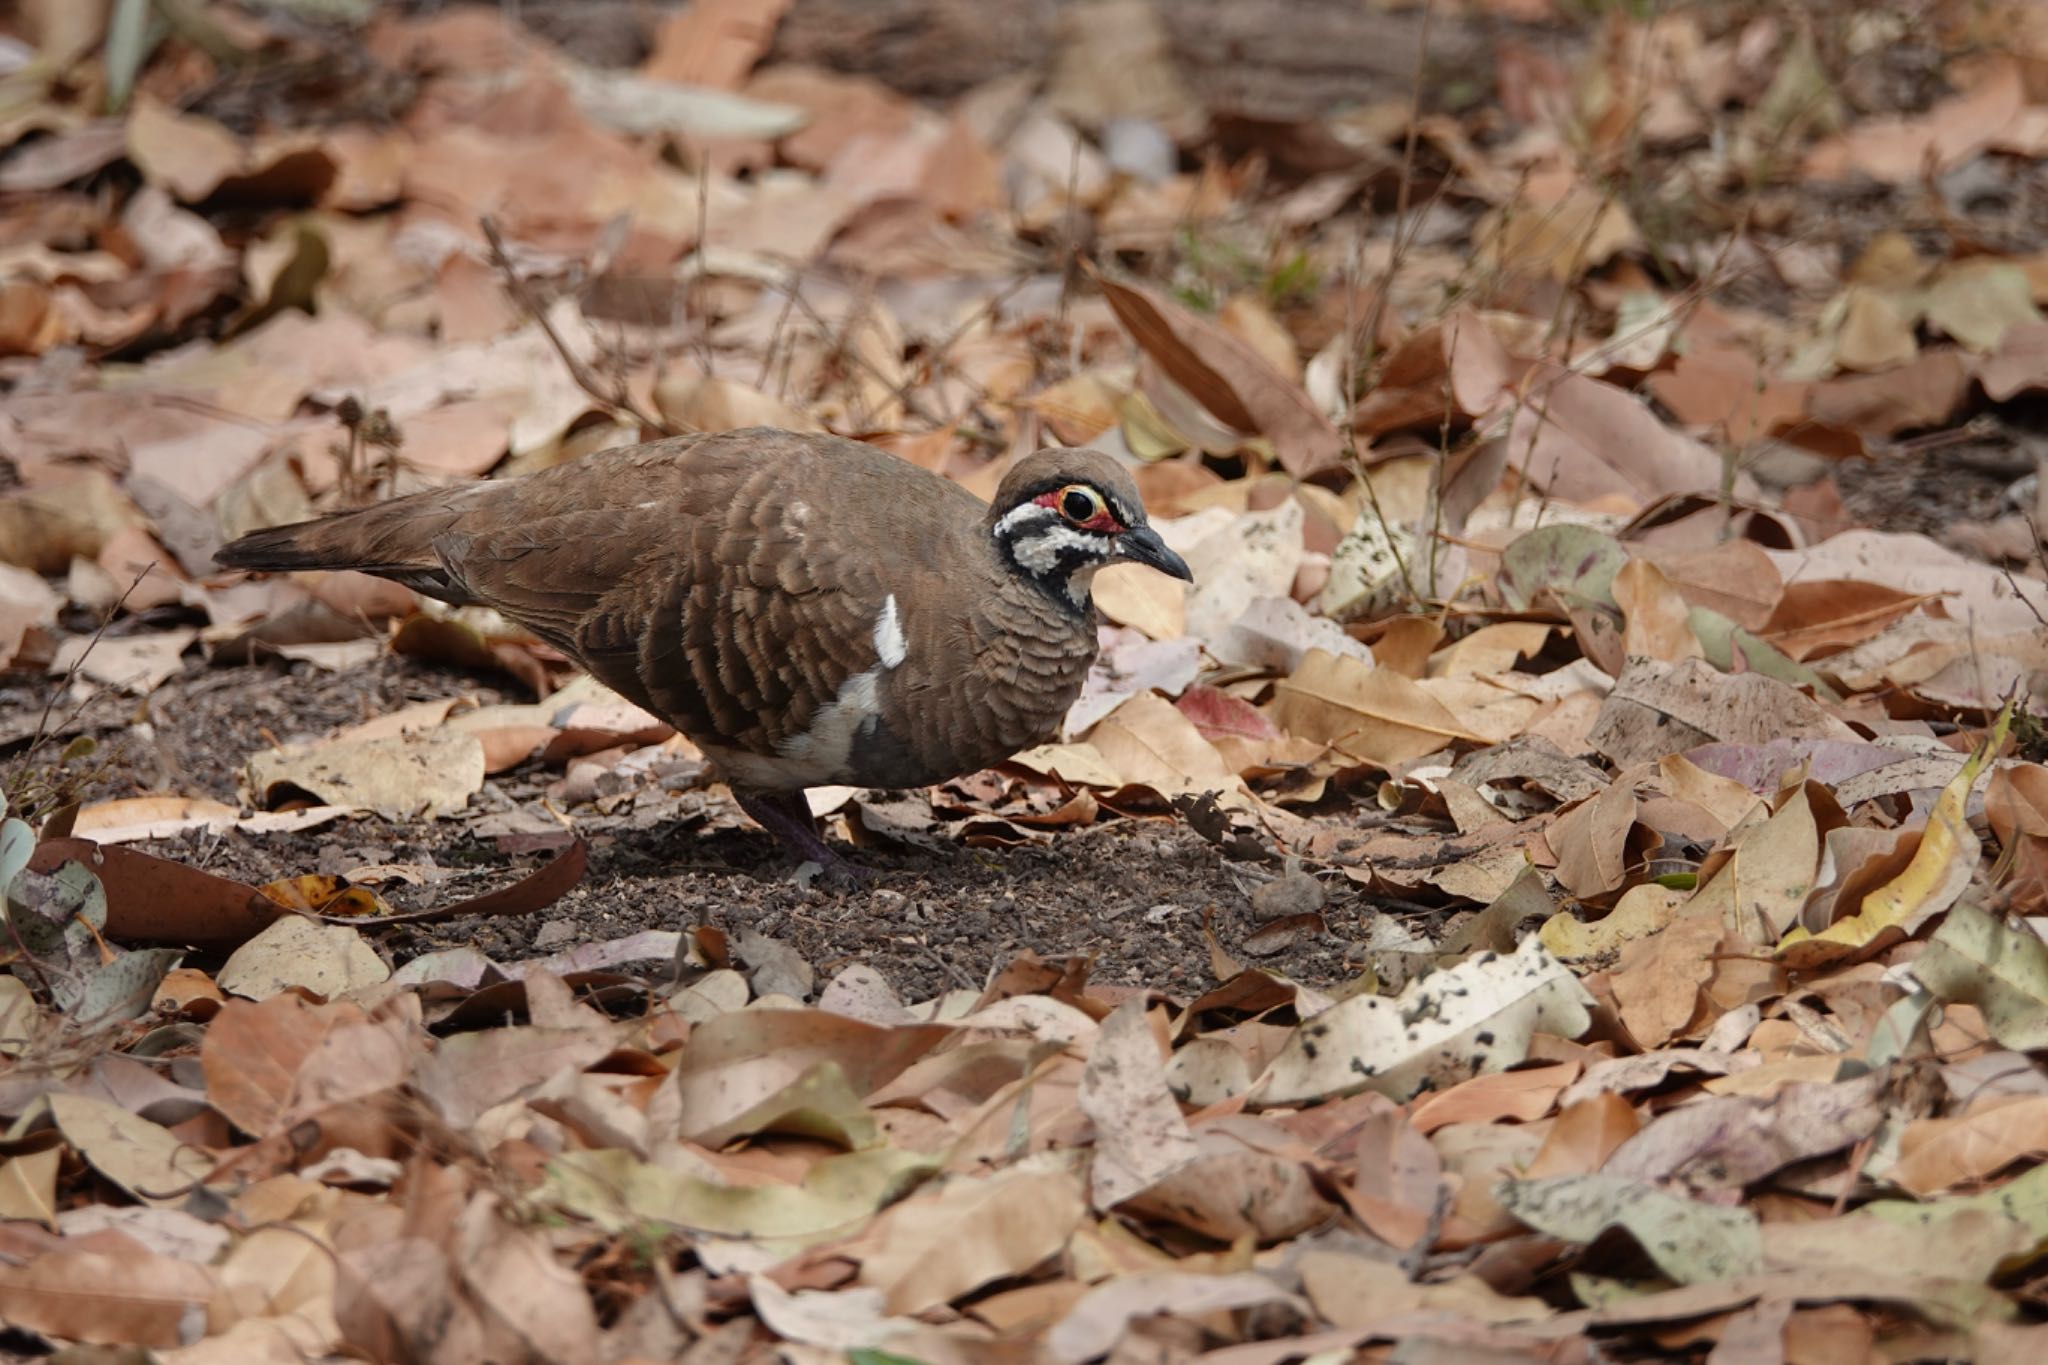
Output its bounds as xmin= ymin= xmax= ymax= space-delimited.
xmin=873 ymin=594 xmax=906 ymax=669
xmin=996 ymin=502 xmax=1058 ymax=536
xmin=1009 ymin=523 xmax=1111 ymax=575
xmin=1065 ymin=562 xmax=1102 ymax=609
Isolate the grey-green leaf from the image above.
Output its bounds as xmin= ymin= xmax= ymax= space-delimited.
xmin=1499 ymin=1173 xmax=1763 ymax=1285
xmin=1910 ymin=904 xmax=2048 ymax=1052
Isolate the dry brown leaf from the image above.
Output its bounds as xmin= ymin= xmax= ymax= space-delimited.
xmin=1609 ymin=908 xmax=1721 ymax=1049
xmin=1613 ymin=557 xmax=1704 ymax=664
xmin=1804 ymin=350 xmax=1973 ymax=436
xmin=1122 ymin=1121 xmax=1339 ymax=1242
xmin=1298 ymin=1250 xmax=1551 ymax=1328
xmin=1803 ymin=55 xmax=2026 ymax=182
xmin=1079 ymin=1000 xmax=1198 ymax=1209
xmin=1646 ymin=347 xmax=1811 ymax=452
xmin=1086 ymin=692 xmax=1241 ymax=798
xmin=0 ymin=1244 xmax=225 ymax=1348
xmin=1977 ymin=320 xmax=2048 ymax=402
xmin=243 ymin=730 xmax=485 ymax=820
xmin=1587 ymin=657 xmax=1859 ymax=770
xmin=1547 ymin=782 xmax=1640 ymax=900
xmin=1524 ymin=1092 xmax=1641 ymax=1178
xmin=1884 ymin=1096 xmax=2048 ymax=1195
xmin=1833 ymin=285 xmax=1920 ymax=371
xmin=1218 ymin=294 xmax=1302 ymax=382
xmin=1409 ymin=1062 xmax=1579 ymax=1134
xmin=655 ymin=371 xmax=819 ymax=433
xmin=1759 ymin=580 xmax=1930 ymax=661
xmin=1478 ymin=170 xmax=1640 ymax=282
xmin=1340 ymin=1102 xmax=1441 ymax=1249
xmin=1088 ymin=268 xmax=1343 ymax=478
xmin=202 ymin=995 xmax=412 ymax=1137
xmin=1643 ymin=540 xmax=1784 ymax=633
xmin=1507 ymin=366 xmax=1726 ymax=507
xmin=643 ymin=0 xmax=793 ymax=88
xmin=1269 ymin=648 xmax=1483 ymax=768
xmin=1091 ymin=563 xmax=1187 ymax=640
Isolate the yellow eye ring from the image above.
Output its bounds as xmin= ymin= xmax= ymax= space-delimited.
xmin=1057 ymin=485 xmax=1106 ymax=525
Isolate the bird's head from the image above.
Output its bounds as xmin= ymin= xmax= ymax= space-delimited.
xmin=988 ymin=448 xmax=1193 ymax=612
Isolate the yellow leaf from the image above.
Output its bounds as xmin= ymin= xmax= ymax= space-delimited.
xmin=1540 ymin=882 xmax=1686 ymax=962
xmin=1778 ymin=700 xmax=2013 ymax=967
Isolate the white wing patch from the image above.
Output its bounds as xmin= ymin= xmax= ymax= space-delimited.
xmin=712 ymin=597 xmax=908 ymax=789
xmin=873 ymin=594 xmax=907 ymax=668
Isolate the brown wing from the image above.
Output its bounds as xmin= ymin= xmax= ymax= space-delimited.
xmin=429 ymin=431 xmax=970 ymax=754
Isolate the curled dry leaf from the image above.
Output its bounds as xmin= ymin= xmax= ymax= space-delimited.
xmin=1778 ymin=702 xmax=2009 ymax=968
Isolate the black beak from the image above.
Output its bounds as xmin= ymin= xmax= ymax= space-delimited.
xmin=1114 ymin=525 xmax=1193 ymax=582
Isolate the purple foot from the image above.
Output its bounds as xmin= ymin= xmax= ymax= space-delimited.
xmin=732 ymin=788 xmax=871 ymax=885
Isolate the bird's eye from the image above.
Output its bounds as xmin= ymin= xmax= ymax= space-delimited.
xmin=1059 ymin=486 xmax=1103 ymax=523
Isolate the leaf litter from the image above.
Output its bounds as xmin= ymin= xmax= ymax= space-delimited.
xmin=6 ymin=0 xmax=2048 ymax=1359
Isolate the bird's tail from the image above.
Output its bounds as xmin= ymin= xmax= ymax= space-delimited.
xmin=214 ymin=491 xmax=475 ymax=599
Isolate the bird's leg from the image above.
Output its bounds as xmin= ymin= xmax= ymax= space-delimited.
xmin=732 ymin=788 xmax=869 ymax=883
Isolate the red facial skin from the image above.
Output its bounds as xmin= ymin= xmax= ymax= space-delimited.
xmin=1033 ymin=489 xmax=1124 ymax=534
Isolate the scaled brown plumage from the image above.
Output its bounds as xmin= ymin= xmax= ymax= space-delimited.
xmin=217 ymin=427 xmax=1192 ymax=870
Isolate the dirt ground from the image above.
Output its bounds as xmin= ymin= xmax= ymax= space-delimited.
xmin=0 ymin=653 xmax=1387 ymax=999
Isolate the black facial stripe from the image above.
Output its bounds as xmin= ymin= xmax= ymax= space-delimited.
xmin=997 ymin=518 xmax=1115 ymax=615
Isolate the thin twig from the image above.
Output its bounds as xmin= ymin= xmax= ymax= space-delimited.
xmin=754 ymin=269 xmax=803 ymax=395
xmin=13 ymin=566 xmax=152 ymax=782
xmin=764 ymin=277 xmax=946 ymax=427
xmin=478 ymin=216 xmax=669 ymax=435
xmin=1340 ymin=0 xmax=1440 ymax=608
xmin=691 ymin=162 xmax=718 ymax=380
